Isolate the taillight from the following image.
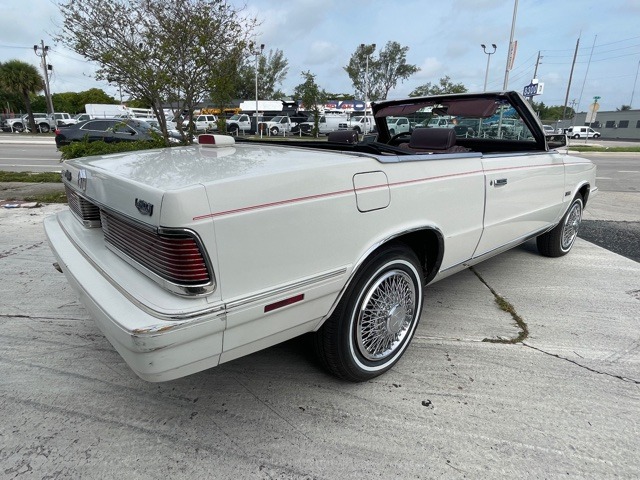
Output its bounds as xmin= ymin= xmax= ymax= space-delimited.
xmin=55 ymin=128 xmax=61 ymax=135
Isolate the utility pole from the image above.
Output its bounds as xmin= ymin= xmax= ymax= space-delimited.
xmin=250 ymin=42 xmax=264 ymax=134
xmin=533 ymin=50 xmax=543 ymax=79
xmin=34 ymin=40 xmax=55 ymax=116
xmin=503 ymin=0 xmax=518 ymax=90
xmin=562 ymin=37 xmax=580 ymax=121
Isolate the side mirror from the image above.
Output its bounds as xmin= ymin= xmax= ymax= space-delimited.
xmin=546 ymin=134 xmax=567 ymax=149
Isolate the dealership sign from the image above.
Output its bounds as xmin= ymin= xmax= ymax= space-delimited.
xmin=523 ymin=82 xmax=544 ymax=97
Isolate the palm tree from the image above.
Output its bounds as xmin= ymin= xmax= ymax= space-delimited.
xmin=0 ymin=60 xmax=44 ymax=132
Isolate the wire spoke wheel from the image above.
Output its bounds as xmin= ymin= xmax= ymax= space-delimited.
xmin=356 ymin=270 xmax=416 ymax=361
xmin=537 ymin=195 xmax=584 ymax=257
xmin=561 ymin=201 xmax=582 ymax=251
xmin=313 ymin=244 xmax=424 ymax=382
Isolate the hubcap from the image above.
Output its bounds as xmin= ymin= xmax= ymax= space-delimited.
xmin=561 ymin=201 xmax=582 ymax=250
xmin=356 ymin=270 xmax=416 ymax=361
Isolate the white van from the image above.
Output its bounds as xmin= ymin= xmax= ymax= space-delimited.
xmin=566 ymin=126 xmax=601 ymax=139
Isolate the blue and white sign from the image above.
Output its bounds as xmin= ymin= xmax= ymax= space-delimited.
xmin=523 ymin=82 xmax=544 ymax=97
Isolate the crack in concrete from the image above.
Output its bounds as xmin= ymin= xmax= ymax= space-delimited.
xmin=523 ymin=343 xmax=640 ymax=385
xmin=469 ymin=267 xmax=529 ymax=344
xmin=469 ymin=268 xmax=640 ymax=385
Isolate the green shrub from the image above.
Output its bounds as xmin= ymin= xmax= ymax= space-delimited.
xmin=59 ymin=136 xmax=169 ymax=160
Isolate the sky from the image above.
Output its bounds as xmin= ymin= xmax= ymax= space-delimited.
xmin=1 ymin=0 xmax=640 ymax=113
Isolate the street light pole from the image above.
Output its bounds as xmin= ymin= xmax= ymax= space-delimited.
xmin=34 ymin=40 xmax=55 ymax=117
xmin=360 ymin=43 xmax=375 ymax=134
xmin=481 ymin=44 xmax=497 ymax=92
xmin=251 ymin=42 xmax=265 ymax=134
xmin=630 ymin=59 xmax=640 ymax=108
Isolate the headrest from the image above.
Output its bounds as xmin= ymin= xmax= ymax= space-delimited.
xmin=327 ymin=130 xmax=358 ymax=144
xmin=408 ymin=128 xmax=456 ymax=150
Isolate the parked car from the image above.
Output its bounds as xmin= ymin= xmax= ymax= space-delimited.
xmin=54 ymin=118 xmax=161 ymax=147
xmin=566 ymin=126 xmax=601 ymax=139
xmin=44 ymin=91 xmax=596 ymax=383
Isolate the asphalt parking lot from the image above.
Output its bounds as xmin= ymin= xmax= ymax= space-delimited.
xmin=1 ymin=193 xmax=638 ymax=478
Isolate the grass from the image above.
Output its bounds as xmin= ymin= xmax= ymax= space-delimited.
xmin=24 ymin=192 xmax=68 ymax=203
xmin=569 ymin=146 xmax=640 ymax=153
xmin=0 ymin=171 xmax=62 ymax=183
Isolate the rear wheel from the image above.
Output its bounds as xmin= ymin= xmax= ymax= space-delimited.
xmin=537 ymin=196 xmax=583 ymax=257
xmin=38 ymin=123 xmax=50 ymax=133
xmin=573 ymin=134 xmax=580 ymax=139
xmin=12 ymin=122 xmax=24 ymax=132
xmin=314 ymin=244 xmax=424 ymax=381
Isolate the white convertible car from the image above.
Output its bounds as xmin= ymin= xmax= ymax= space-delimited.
xmin=45 ymin=92 xmax=596 ymax=382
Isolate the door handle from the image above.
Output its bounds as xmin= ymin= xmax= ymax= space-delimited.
xmin=493 ymin=178 xmax=508 ymax=186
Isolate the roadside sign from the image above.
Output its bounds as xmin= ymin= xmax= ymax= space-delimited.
xmin=523 ymin=82 xmax=544 ymax=97
xmin=585 ymin=100 xmax=600 ymax=123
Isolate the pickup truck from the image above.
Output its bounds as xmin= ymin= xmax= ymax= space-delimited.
xmin=339 ymin=115 xmax=375 ymax=134
xmin=45 ymin=90 xmax=595 ymax=383
xmin=2 ymin=113 xmax=53 ymax=133
xmin=188 ymin=114 xmax=218 ymax=133
xmin=50 ymin=113 xmax=75 ymax=126
xmin=295 ymin=114 xmax=346 ymax=136
xmin=385 ymin=116 xmax=412 ymax=136
xmin=226 ymin=114 xmax=252 ymax=133
xmin=259 ymin=115 xmax=294 ymax=136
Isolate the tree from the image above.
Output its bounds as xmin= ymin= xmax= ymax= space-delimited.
xmin=409 ymin=76 xmax=467 ymax=97
xmin=344 ymin=42 xmax=419 ymax=101
xmin=0 ymin=60 xmax=44 ymax=132
xmin=531 ymin=101 xmax=574 ymax=121
xmin=293 ymin=71 xmax=326 ymax=137
xmin=208 ymin=50 xmax=244 ymax=132
xmin=56 ymin=0 xmax=257 ymax=143
xmin=235 ymin=48 xmax=289 ymax=100
xmin=617 ymin=105 xmax=631 ymax=111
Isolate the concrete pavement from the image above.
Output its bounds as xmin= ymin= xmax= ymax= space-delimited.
xmin=0 ymin=201 xmax=638 ymax=478
xmin=0 ymin=133 xmax=55 ymax=145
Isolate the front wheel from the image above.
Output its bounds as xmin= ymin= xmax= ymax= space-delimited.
xmin=313 ymin=244 xmax=424 ymax=381
xmin=593 ymin=134 xmax=601 ymax=138
xmin=270 ymin=126 xmax=279 ymax=136
xmin=537 ymin=196 xmax=583 ymax=257
xmin=38 ymin=123 xmax=50 ymax=133
xmin=12 ymin=122 xmax=24 ymax=132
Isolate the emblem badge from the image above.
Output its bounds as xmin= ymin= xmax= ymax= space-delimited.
xmin=77 ymin=169 xmax=87 ymax=191
xmin=135 ymin=198 xmax=154 ymax=216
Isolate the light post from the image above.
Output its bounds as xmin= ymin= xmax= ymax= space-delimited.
xmin=251 ymin=42 xmax=265 ymax=134
xmin=360 ymin=43 xmax=375 ymax=134
xmin=481 ymin=44 xmax=497 ymax=92
xmin=34 ymin=41 xmax=55 ymax=117
xmin=630 ymin=59 xmax=640 ymax=108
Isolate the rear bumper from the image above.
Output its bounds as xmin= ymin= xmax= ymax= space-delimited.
xmin=43 ymin=212 xmax=225 ymax=382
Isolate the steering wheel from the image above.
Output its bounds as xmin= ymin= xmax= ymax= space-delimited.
xmin=388 ymin=131 xmax=411 ymax=146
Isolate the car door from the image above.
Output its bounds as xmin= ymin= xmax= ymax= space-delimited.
xmin=473 ymin=150 xmax=565 ymax=258
xmin=80 ymin=120 xmax=113 ymax=142
xmin=108 ymin=122 xmax=141 ymax=142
